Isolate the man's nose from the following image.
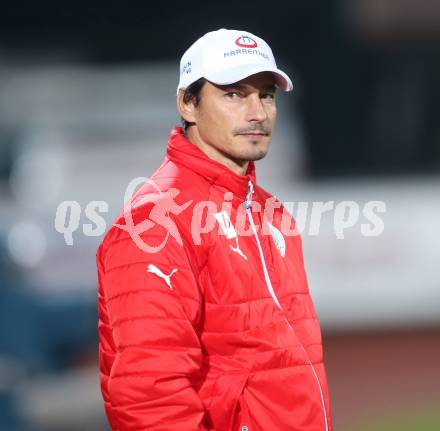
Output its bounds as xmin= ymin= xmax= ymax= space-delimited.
xmin=245 ymin=94 xmax=268 ymax=123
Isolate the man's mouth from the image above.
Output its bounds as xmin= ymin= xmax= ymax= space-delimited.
xmin=238 ymin=132 xmax=269 ymax=136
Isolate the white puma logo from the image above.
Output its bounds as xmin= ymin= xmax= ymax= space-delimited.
xmin=147 ymin=264 xmax=178 ymax=290
xmin=214 ymin=210 xmax=237 ymax=239
xmin=214 ymin=211 xmax=248 ymax=260
xmin=230 ymin=237 xmax=247 ymax=261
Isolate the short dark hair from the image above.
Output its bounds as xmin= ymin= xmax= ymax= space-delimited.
xmin=181 ymin=78 xmax=206 ymax=133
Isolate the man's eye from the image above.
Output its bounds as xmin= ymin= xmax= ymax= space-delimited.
xmin=225 ymin=91 xmax=240 ymax=99
xmin=261 ymin=93 xmax=275 ymax=100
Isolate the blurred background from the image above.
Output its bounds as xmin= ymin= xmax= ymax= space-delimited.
xmin=0 ymin=1 xmax=439 ymax=430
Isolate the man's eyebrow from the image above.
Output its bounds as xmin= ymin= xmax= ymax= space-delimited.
xmin=261 ymin=84 xmax=276 ymax=92
xmin=221 ymin=83 xmax=276 ymax=92
xmin=221 ymin=83 xmax=245 ymax=91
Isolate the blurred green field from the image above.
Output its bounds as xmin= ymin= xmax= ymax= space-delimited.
xmin=344 ymin=404 xmax=440 ymax=431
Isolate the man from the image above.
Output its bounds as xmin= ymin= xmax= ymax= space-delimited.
xmin=97 ymin=28 xmax=332 ymax=430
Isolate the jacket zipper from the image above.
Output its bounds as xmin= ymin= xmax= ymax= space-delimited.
xmin=244 ymin=180 xmax=329 ymax=431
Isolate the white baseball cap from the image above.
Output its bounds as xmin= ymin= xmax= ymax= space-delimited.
xmin=177 ymin=28 xmax=293 ymax=94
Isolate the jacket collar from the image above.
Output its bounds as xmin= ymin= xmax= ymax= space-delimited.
xmin=166 ymin=126 xmax=257 ymax=200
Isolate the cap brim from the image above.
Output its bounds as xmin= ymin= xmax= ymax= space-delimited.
xmin=205 ymin=64 xmax=293 ymax=92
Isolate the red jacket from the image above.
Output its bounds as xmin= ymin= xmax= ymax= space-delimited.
xmin=97 ymin=127 xmax=332 ymax=431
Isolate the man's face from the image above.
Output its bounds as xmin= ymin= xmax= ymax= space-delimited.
xmin=186 ymin=72 xmax=277 ymax=169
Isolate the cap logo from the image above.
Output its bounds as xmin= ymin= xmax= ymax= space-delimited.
xmin=235 ymin=35 xmax=257 ymax=48
xmin=181 ymin=61 xmax=192 ymax=76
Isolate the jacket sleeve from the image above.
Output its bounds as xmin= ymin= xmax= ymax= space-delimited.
xmin=97 ymin=213 xmax=209 ymax=430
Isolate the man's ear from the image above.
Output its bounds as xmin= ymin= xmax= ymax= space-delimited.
xmin=177 ymin=89 xmax=197 ymax=124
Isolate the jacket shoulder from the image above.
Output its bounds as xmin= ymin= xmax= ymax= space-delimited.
xmin=97 ymin=158 xmax=210 ymax=271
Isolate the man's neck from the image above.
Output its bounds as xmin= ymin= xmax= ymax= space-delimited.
xmin=185 ymin=128 xmax=249 ymax=176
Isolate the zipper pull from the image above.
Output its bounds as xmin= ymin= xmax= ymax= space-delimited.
xmin=244 ymin=180 xmax=254 ymax=210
